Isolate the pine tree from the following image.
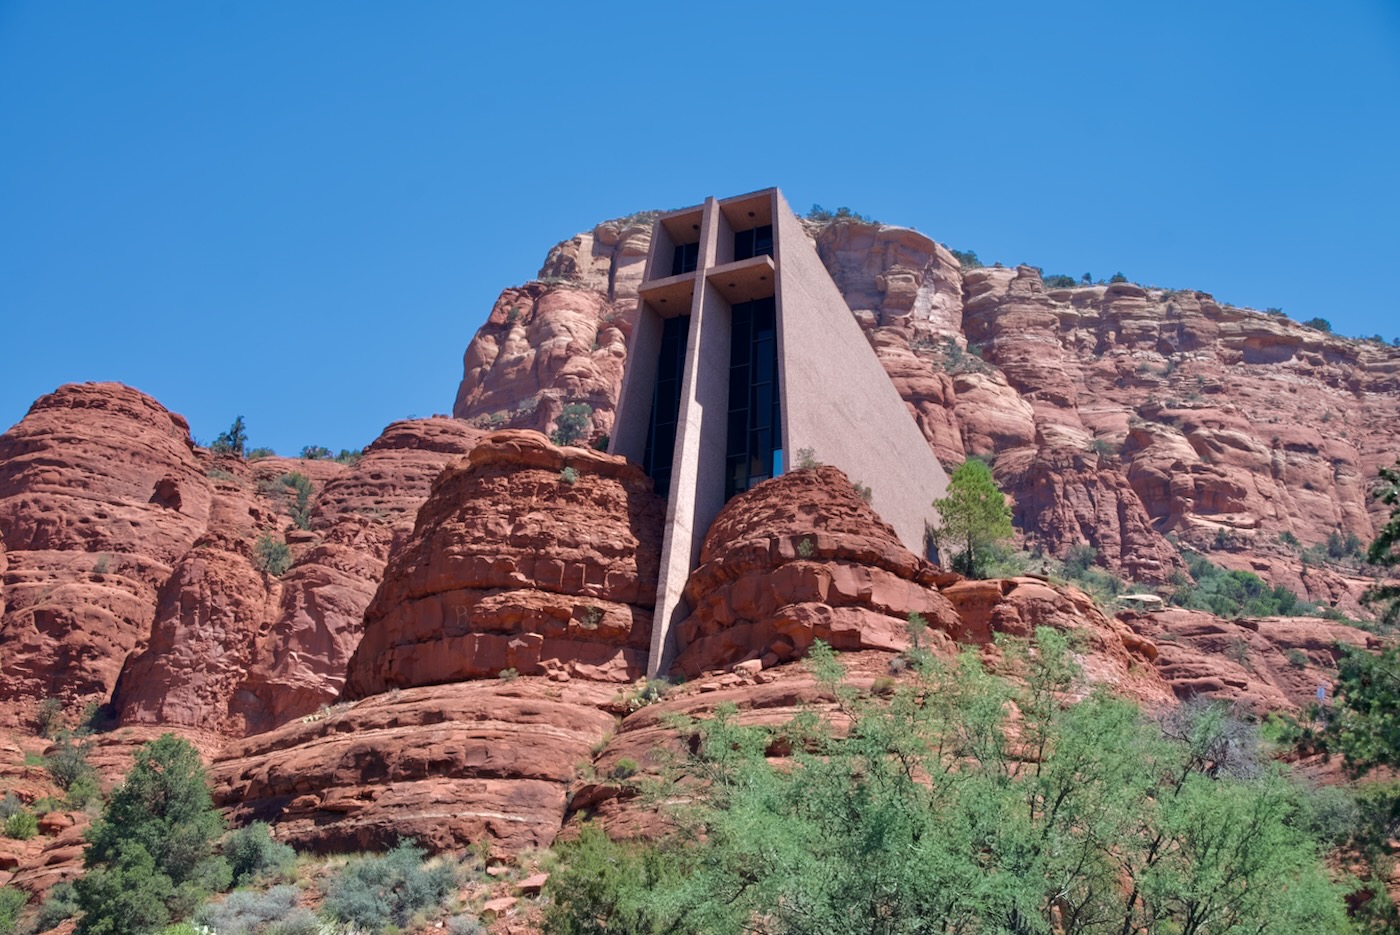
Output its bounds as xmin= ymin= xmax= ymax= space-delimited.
xmin=210 ymin=416 xmax=247 ymax=458
xmin=930 ymin=458 xmax=1013 ymax=578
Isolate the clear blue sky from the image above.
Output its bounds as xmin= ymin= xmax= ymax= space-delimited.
xmin=3 ymin=1 xmax=1397 ymax=454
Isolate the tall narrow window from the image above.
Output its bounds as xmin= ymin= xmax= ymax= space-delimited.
xmin=725 ymin=297 xmax=781 ymax=500
xmin=671 ymin=242 xmax=699 ymax=276
xmin=642 ymin=315 xmax=690 ymax=495
xmin=733 ymin=225 xmax=773 ymax=262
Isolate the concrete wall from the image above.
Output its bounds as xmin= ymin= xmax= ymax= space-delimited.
xmin=647 ymin=198 xmax=728 ymax=676
xmin=628 ymin=188 xmax=950 ymax=676
xmin=773 ymin=189 xmax=949 ymax=554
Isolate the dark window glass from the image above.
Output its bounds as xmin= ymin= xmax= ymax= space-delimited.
xmin=671 ymin=242 xmax=699 ymax=276
xmin=643 ymin=315 xmax=690 ymax=495
xmin=734 ymin=224 xmax=773 ymax=261
xmin=725 ymin=297 xmax=782 ymax=500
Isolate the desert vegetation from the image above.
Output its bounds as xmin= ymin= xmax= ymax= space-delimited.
xmin=544 ymin=633 xmax=1366 ymax=934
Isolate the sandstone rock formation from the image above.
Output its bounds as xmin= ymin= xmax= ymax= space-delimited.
xmin=232 ymin=417 xmax=482 ymax=731
xmin=0 ymin=384 xmax=482 ymax=737
xmin=345 ymin=430 xmax=666 ymax=695
xmin=213 ymin=680 xmax=618 ymax=857
xmin=0 ymin=383 xmax=213 ymax=723
xmin=1123 ymin=608 xmax=1379 ymax=712
xmin=454 ymin=212 xmax=1400 ymax=616
xmin=215 ymin=430 xmax=667 ymax=857
xmin=672 ymin=466 xmax=962 ymax=678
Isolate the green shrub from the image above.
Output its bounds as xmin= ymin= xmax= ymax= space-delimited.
xmin=497 ymin=667 xmax=519 ymax=681
xmin=263 ymin=909 xmax=321 ymax=935
xmin=929 ymin=459 xmax=1013 ymax=578
xmin=298 ymin=445 xmax=332 ymax=460
xmin=246 ymin=447 xmax=276 ymax=460
xmin=35 ymin=881 xmax=79 ymax=933
xmin=1090 ymin=437 xmax=1119 ymax=457
xmin=806 ymin=204 xmax=875 ymax=224
xmin=193 ymin=884 xmax=300 ymax=935
xmin=224 ymin=822 xmax=296 ymax=885
xmin=1109 ymin=271 xmax=1128 ymax=283
xmin=1062 ymin=543 xmax=1098 ymax=577
xmin=796 ymin=537 xmax=815 ymax=558
xmin=446 ymin=915 xmax=486 ymax=935
xmin=1168 ymin=552 xmax=1310 ymax=618
xmin=544 ymin=632 xmax=1353 ymax=935
xmin=77 ymin=734 xmax=229 ymax=935
xmin=627 ymin=679 xmax=673 ymax=711
xmin=949 ymin=248 xmax=982 ymax=270
xmin=0 ymin=887 xmax=27 ymax=935
xmin=0 ymin=794 xmax=22 ymax=821
xmin=253 ymin=534 xmax=292 ymax=576
xmin=46 ymin=733 xmax=96 ymax=791
xmin=609 ymin=758 xmax=639 ymax=781
xmin=1303 ymin=317 xmax=1332 ymax=333
xmin=36 ymin=697 xmax=64 ymax=738
xmin=1288 ymin=648 xmax=1310 ymax=668
xmin=559 ymin=467 xmax=579 ymax=484
xmin=1326 ymin=529 xmax=1364 ymax=560
xmin=322 ymin=840 xmax=456 ymax=932
xmin=1043 ymin=273 xmax=1078 ymax=288
xmin=551 ymin=402 xmax=593 ymax=447
xmin=278 ymin=472 xmax=314 ymax=530
xmin=5 ymin=810 xmax=37 ymax=840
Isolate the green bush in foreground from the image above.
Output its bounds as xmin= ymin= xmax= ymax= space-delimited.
xmin=34 ymin=881 xmax=79 ymax=932
xmin=5 ymin=810 xmax=38 ymax=840
xmin=224 ymin=821 xmax=296 ymax=885
xmin=76 ymin=734 xmax=229 ymax=935
xmin=322 ymin=840 xmax=456 ymax=932
xmin=545 ymin=632 xmax=1354 ymax=935
xmin=0 ymin=887 xmax=26 ymax=935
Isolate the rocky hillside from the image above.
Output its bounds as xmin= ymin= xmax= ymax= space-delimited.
xmin=454 ymin=214 xmax=1400 ymax=617
xmin=0 ymin=382 xmax=482 ymax=736
xmin=0 ymin=205 xmax=1396 ymax=921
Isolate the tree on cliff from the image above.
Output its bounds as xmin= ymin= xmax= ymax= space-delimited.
xmin=551 ymin=402 xmax=592 ymax=447
xmin=210 ymin=415 xmax=247 ymax=458
xmin=930 ymin=458 xmax=1013 ymax=578
xmin=75 ymin=734 xmax=229 ymax=935
xmin=1363 ymin=458 xmax=1400 ymax=628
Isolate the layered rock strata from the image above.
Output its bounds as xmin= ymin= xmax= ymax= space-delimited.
xmin=345 ymin=430 xmax=666 ymax=695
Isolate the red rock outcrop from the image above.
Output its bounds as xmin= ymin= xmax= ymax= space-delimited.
xmin=215 ymin=430 xmax=667 ymax=857
xmin=474 ymin=213 xmax=1400 ymax=612
xmin=452 ymin=283 xmax=629 ymax=444
xmin=1123 ymin=608 xmax=1379 ymax=712
xmin=0 ymin=383 xmax=212 ymax=723
xmin=233 ymin=418 xmax=483 ymax=731
xmin=212 ymin=680 xmax=618 ymax=857
xmin=345 ymin=430 xmax=666 ymax=695
xmin=672 ymin=466 xmax=962 ymax=678
xmin=0 ymin=385 xmax=485 ymax=739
